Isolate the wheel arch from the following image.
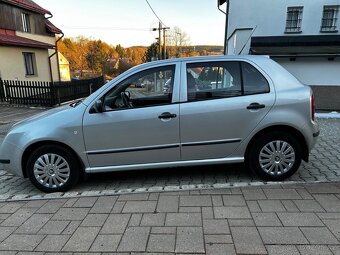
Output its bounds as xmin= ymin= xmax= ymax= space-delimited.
xmin=21 ymin=141 xmax=85 ymax=178
xmin=245 ymin=125 xmax=309 ymax=163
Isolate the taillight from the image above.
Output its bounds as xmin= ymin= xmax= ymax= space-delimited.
xmin=311 ymin=93 xmax=315 ymax=121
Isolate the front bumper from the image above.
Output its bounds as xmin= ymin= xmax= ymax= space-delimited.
xmin=0 ymin=141 xmax=24 ymax=177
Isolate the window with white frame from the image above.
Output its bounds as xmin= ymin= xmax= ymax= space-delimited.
xmin=23 ymin=52 xmax=36 ymax=76
xmin=321 ymin=5 xmax=339 ymax=32
xmin=285 ymin=7 xmax=303 ymax=33
xmin=21 ymin=13 xmax=31 ymax=32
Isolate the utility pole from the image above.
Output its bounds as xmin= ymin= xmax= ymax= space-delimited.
xmin=158 ymin=22 xmax=162 ymax=60
xmin=162 ymin=27 xmax=170 ymax=59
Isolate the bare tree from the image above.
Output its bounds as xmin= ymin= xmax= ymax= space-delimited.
xmin=167 ymin=26 xmax=190 ymax=58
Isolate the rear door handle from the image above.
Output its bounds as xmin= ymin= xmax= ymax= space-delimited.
xmin=247 ymin=102 xmax=266 ymax=110
xmin=158 ymin=112 xmax=177 ymax=119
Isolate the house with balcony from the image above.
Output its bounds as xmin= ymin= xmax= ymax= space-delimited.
xmin=222 ymin=0 xmax=340 ymax=110
xmin=0 ymin=0 xmax=69 ymax=82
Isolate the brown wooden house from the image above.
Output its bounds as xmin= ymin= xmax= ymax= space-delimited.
xmin=0 ymin=0 xmax=66 ymax=82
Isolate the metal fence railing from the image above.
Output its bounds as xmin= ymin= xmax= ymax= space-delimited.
xmin=0 ymin=76 xmax=105 ymax=107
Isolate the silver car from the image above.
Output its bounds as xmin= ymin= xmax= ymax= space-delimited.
xmin=0 ymin=55 xmax=319 ymax=192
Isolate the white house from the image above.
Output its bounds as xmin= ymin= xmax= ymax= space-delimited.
xmin=221 ymin=0 xmax=340 ymax=110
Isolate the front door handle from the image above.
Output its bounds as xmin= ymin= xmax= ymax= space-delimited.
xmin=158 ymin=112 xmax=177 ymax=119
xmin=247 ymin=102 xmax=266 ymax=110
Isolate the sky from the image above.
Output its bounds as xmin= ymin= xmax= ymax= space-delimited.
xmin=34 ymin=0 xmax=226 ymax=47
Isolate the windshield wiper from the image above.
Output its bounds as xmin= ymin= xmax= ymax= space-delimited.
xmin=70 ymin=100 xmax=82 ymax=108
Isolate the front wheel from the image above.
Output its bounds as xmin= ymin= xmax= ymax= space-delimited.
xmin=26 ymin=145 xmax=80 ymax=193
xmin=247 ymin=132 xmax=302 ymax=181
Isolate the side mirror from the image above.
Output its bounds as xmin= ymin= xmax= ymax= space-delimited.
xmin=90 ymin=99 xmax=103 ymax=113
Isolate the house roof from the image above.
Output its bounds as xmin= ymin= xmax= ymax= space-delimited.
xmin=2 ymin=0 xmax=51 ymax=15
xmin=45 ymin=20 xmax=62 ymax=34
xmin=0 ymin=29 xmax=54 ymax=49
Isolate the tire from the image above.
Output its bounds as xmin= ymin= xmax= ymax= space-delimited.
xmin=247 ymin=132 xmax=302 ymax=181
xmin=26 ymin=145 xmax=80 ymax=193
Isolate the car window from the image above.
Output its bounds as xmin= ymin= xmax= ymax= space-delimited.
xmin=186 ymin=62 xmax=242 ymax=102
xmin=241 ymin=62 xmax=270 ymax=95
xmin=103 ymin=65 xmax=175 ymax=111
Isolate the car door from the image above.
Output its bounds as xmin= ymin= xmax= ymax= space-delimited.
xmin=179 ymin=60 xmax=275 ymax=161
xmin=83 ymin=64 xmax=180 ymax=170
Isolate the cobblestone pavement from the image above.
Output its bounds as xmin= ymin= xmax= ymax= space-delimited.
xmin=0 ymin=106 xmax=340 ymax=201
xmin=0 ymin=182 xmax=339 ymax=254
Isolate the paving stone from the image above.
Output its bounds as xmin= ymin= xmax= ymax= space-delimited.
xmin=122 ymin=201 xmax=156 ymax=213
xmin=297 ymin=245 xmax=333 ymax=255
xmin=101 ymin=214 xmax=131 ymax=234
xmin=329 ymin=245 xmax=340 ymax=255
xmin=0 ymin=226 xmax=16 ymax=242
xmin=117 ymin=227 xmax=150 ymax=252
xmin=62 ymin=198 xmax=78 ymax=207
xmin=35 ymin=234 xmax=70 ymax=252
xmin=63 ymin=226 xmax=100 ymax=252
xmin=314 ymin=194 xmax=340 ymax=212
xmin=176 ymin=227 xmax=205 ymax=253
xmin=0 ymin=234 xmax=45 ymax=251
xmin=231 ymin=226 xmax=267 ymax=254
xmin=165 ymin=212 xmax=202 ymax=226
xmin=52 ymin=208 xmax=89 ymax=221
xmin=203 ymin=219 xmax=230 ymax=234
xmin=300 ymin=227 xmax=339 ymax=244
xmin=305 ymin=183 xmax=340 ymax=194
xmin=258 ymin=200 xmax=286 ymax=212
xmin=0 ymin=202 xmax=25 ymax=214
xmin=111 ymin=201 xmax=125 ymax=213
xmin=205 ymin=243 xmax=236 ymax=255
xmin=179 ymin=195 xmax=212 ymax=206
xmin=277 ymin=212 xmax=324 ymax=226
xmin=293 ymin=200 xmax=325 ymax=212
xmin=156 ymin=195 xmax=179 ymax=212
xmin=0 ymin=208 xmax=36 ymax=227
xmin=246 ymin=201 xmax=261 ymax=212
xmin=23 ymin=200 xmax=47 ymax=208
xmin=252 ymin=212 xmax=282 ymax=226
xmin=213 ymin=207 xmax=251 ymax=219
xmin=89 ymin=196 xmax=117 ymax=213
xmin=73 ymin=197 xmax=98 ymax=207
xmin=179 ymin=206 xmax=201 ymax=213
xmin=90 ymin=234 xmax=122 ymax=252
xmin=212 ymin=195 xmax=223 ymax=206
xmin=151 ymin=226 xmax=176 ymax=234
xmin=296 ymin=188 xmax=314 ymax=199
xmin=242 ymin=188 xmax=267 ymax=200
xmin=128 ymin=214 xmax=142 ymax=226
xmin=15 ymin=213 xmax=52 ymax=234
xmin=222 ymin=195 xmax=246 ymax=206
xmin=317 ymin=213 xmax=340 ymax=219
xmin=81 ymin=213 xmax=108 ymax=227
xmin=258 ymin=227 xmax=309 ymax=244
xmin=205 ymin=234 xmax=233 ymax=244
xmin=323 ymin=219 xmax=340 ymax=239
xmin=118 ymin=193 xmax=149 ymax=201
xmin=36 ymin=200 xmax=65 ymax=214
xmin=264 ymin=189 xmax=301 ymax=199
xmin=141 ymin=213 xmax=165 ymax=226
xmin=202 ymin=207 xmax=214 ymax=219
xmin=266 ymin=245 xmax=300 ymax=255
xmin=282 ymin=200 xmax=299 ymax=212
xmin=38 ymin=220 xmax=70 ymax=234
xmin=147 ymin=234 xmax=175 ymax=252
xmin=228 ymin=219 xmax=255 ymax=227
xmin=62 ymin=220 xmax=81 ymax=235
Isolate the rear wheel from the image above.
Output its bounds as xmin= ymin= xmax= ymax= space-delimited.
xmin=26 ymin=145 xmax=80 ymax=193
xmin=248 ymin=132 xmax=302 ymax=181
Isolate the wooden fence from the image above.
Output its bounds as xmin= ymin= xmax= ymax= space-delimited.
xmin=0 ymin=76 xmax=105 ymax=107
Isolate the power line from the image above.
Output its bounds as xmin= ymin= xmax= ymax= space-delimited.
xmin=145 ymin=0 xmax=167 ymax=27
xmin=62 ymin=26 xmax=151 ymax=31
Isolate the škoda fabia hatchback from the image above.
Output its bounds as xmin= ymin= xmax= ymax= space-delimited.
xmin=0 ymin=56 xmax=319 ymax=192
